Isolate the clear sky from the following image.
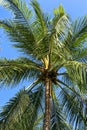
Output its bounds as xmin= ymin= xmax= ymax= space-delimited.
xmin=0 ymin=0 xmax=87 ymax=108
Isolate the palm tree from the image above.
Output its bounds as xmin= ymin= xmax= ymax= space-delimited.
xmin=0 ymin=0 xmax=87 ymax=130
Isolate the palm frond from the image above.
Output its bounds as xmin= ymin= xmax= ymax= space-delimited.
xmin=0 ymin=89 xmax=30 ymax=130
xmin=0 ymin=57 xmax=40 ymax=86
xmin=0 ymin=85 xmax=44 ymax=130
xmin=31 ymin=0 xmax=47 ymax=35
xmin=3 ymin=0 xmax=32 ymax=25
xmin=64 ymin=60 xmax=87 ymax=89
xmin=0 ymin=20 xmax=37 ymax=56
xmin=53 ymin=4 xmax=70 ymax=42
xmin=45 ymin=5 xmax=72 ymax=68
xmin=33 ymin=114 xmax=43 ymax=130
xmin=17 ymin=86 xmax=44 ymax=130
xmin=51 ymin=88 xmax=71 ymax=130
xmin=63 ymin=16 xmax=87 ymax=62
xmin=59 ymin=87 xmax=87 ymax=130
xmin=75 ymin=48 xmax=87 ymax=62
xmin=72 ymin=16 xmax=87 ymax=45
xmin=51 ymin=107 xmax=71 ymax=130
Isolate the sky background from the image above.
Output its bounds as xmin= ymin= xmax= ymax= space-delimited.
xmin=0 ymin=0 xmax=87 ymax=109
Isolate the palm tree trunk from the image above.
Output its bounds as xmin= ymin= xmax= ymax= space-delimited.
xmin=43 ymin=78 xmax=52 ymax=130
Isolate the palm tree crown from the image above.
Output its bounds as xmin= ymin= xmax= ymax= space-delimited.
xmin=0 ymin=0 xmax=87 ymax=130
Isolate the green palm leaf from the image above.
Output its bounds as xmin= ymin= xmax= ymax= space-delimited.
xmin=0 ymin=89 xmax=30 ymax=130
xmin=0 ymin=57 xmax=40 ymax=86
xmin=3 ymin=0 xmax=32 ymax=25
xmin=0 ymin=85 xmax=44 ymax=130
xmin=64 ymin=60 xmax=87 ymax=90
xmin=31 ymin=0 xmax=47 ymax=35
xmin=59 ymin=87 xmax=87 ymax=130
xmin=51 ymin=88 xmax=71 ymax=130
xmin=0 ymin=20 xmax=37 ymax=56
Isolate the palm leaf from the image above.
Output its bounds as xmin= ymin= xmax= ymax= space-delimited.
xmin=0 ymin=57 xmax=40 ymax=86
xmin=59 ymin=87 xmax=87 ymax=130
xmin=62 ymin=16 xmax=87 ymax=62
xmin=64 ymin=60 xmax=87 ymax=90
xmin=33 ymin=114 xmax=43 ymax=130
xmin=51 ymin=90 xmax=71 ymax=130
xmin=0 ymin=20 xmax=37 ymax=56
xmin=0 ymin=89 xmax=30 ymax=130
xmin=17 ymin=86 xmax=44 ymax=130
xmin=31 ymin=0 xmax=47 ymax=35
xmin=0 ymin=85 xmax=44 ymax=130
xmin=72 ymin=16 xmax=87 ymax=45
xmin=53 ymin=4 xmax=70 ymax=42
xmin=3 ymin=0 xmax=32 ymax=25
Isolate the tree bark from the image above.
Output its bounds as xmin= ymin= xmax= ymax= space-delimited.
xmin=43 ymin=78 xmax=52 ymax=130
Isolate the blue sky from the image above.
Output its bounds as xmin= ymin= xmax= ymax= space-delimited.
xmin=0 ymin=0 xmax=87 ymax=108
